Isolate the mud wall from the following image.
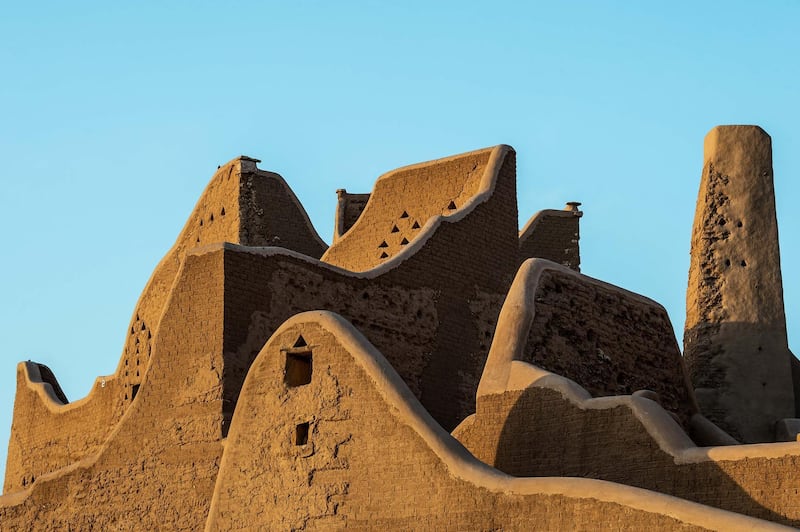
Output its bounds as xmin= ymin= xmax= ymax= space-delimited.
xmin=219 ymin=148 xmax=521 ymax=432
xmin=322 ymin=147 xmax=494 ymax=271
xmin=3 ymin=156 xmax=330 ymax=494
xmin=0 ymin=248 xmax=228 ymax=529
xmin=334 ymin=189 xmax=370 ymax=240
xmin=455 ymin=384 xmax=800 ymax=527
xmin=3 ymin=159 xmax=242 ymax=493
xmin=519 ymin=208 xmax=581 ymax=271
xmin=220 ymin=249 xmax=438 ymax=430
xmin=525 ymin=269 xmax=694 ymax=422
xmin=238 ymin=164 xmax=328 ymax=258
xmin=207 ymin=315 xmax=752 ymax=531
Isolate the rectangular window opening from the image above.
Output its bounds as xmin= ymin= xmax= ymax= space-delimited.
xmin=294 ymin=422 xmax=310 ymax=446
xmin=285 ymin=351 xmax=312 ymax=387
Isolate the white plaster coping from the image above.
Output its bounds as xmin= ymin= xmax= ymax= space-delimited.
xmin=320 ymin=145 xmax=513 ymax=274
xmin=213 ymin=310 xmax=789 ymax=532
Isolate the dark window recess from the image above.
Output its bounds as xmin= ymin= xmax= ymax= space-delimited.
xmin=285 ymin=352 xmax=313 ymax=387
xmin=295 ymin=422 xmax=310 ymax=446
xmin=131 ymin=384 xmax=140 ymax=401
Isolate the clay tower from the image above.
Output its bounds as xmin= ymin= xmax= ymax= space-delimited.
xmin=684 ymin=125 xmax=795 ymax=443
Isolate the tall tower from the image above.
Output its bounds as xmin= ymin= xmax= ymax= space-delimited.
xmin=684 ymin=125 xmax=795 ymax=443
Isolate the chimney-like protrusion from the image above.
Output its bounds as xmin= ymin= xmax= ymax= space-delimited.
xmin=684 ymin=125 xmax=796 ymax=443
xmin=333 ymin=188 xmax=371 ymax=242
xmin=518 ymin=202 xmax=582 ymax=272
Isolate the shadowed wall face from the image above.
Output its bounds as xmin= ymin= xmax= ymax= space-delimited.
xmin=525 ymin=269 xmax=694 ymax=423
xmin=454 ymin=385 xmax=800 ymax=526
xmin=334 ymin=189 xmax=370 ymax=241
xmin=519 ymin=207 xmax=581 ymax=271
xmin=684 ymin=125 xmax=795 ymax=443
xmin=207 ymin=319 xmax=725 ymax=531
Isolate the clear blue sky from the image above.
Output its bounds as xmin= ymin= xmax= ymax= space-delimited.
xmin=2 ymin=1 xmax=799 ymax=485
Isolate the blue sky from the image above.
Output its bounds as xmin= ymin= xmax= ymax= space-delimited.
xmin=1 ymin=1 xmax=799 ymax=484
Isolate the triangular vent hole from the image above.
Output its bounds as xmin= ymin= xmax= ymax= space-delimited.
xmin=391 ymin=225 xmax=399 ymax=233
xmin=380 ymin=252 xmax=389 ymax=259
xmin=447 ymin=201 xmax=457 ymax=210
xmin=400 ymin=211 xmax=409 ymax=218
xmin=378 ymin=241 xmax=388 ymax=248
xmin=401 ymin=238 xmax=409 ymax=245
xmin=412 ymin=221 xmax=420 ymax=229
xmin=293 ymin=335 xmax=308 ymax=348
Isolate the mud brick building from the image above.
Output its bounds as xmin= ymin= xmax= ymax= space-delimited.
xmin=2 ymin=127 xmax=800 ymax=530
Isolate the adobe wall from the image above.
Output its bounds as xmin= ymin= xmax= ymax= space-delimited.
xmin=454 ymin=377 xmax=800 ymax=527
xmin=519 ymin=205 xmax=581 ymax=271
xmin=219 ymin=246 xmax=437 ymax=429
xmin=376 ymin=147 xmax=519 ymax=425
xmin=3 ymin=156 xmax=328 ymax=494
xmin=522 ymin=262 xmax=695 ymax=423
xmin=0 ymin=247 xmax=228 ymax=529
xmin=237 ymin=161 xmax=328 ymax=257
xmin=3 ymin=365 xmax=126 ymax=494
xmin=213 ymin=146 xmax=521 ymax=431
xmin=321 ymin=146 xmax=497 ymax=272
xmin=334 ymin=189 xmax=370 ymax=240
xmin=684 ymin=126 xmax=795 ymax=442
xmin=205 ymin=312 xmax=778 ymax=531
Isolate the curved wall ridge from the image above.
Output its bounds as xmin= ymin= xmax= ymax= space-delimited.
xmin=321 ymin=145 xmax=508 ymax=272
xmin=519 ymin=205 xmax=582 ymax=271
xmin=2 ymin=246 xmax=228 ymax=529
xmin=4 ymin=156 xmax=327 ymax=494
xmin=8 ymin=137 xmax=792 ymax=529
xmin=456 ymin=353 xmax=800 ymax=525
xmin=479 ymin=257 xmax=697 ymax=423
xmin=459 ymin=254 xmax=800 ymax=525
xmin=207 ymin=311 xmax=775 ymax=531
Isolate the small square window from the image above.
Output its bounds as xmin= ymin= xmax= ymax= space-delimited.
xmin=285 ymin=352 xmax=312 ymax=387
xmin=295 ymin=422 xmax=310 ymax=446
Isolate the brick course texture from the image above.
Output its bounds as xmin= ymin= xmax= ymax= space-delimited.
xmin=2 ymin=138 xmax=797 ymax=530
